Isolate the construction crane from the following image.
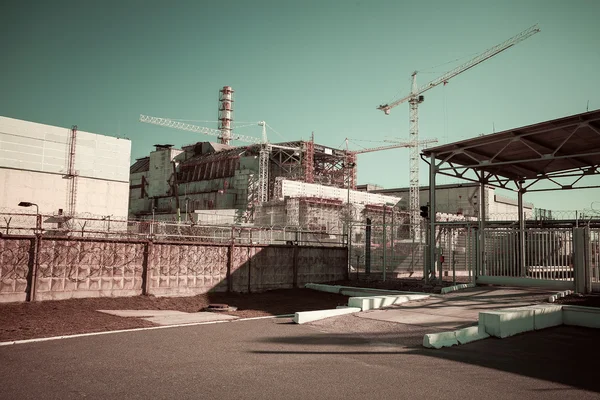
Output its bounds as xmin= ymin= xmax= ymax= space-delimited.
xmin=377 ymin=24 xmax=540 ymax=239
xmin=344 ymin=138 xmax=438 ymax=193
xmin=139 ymin=114 xmax=296 ymax=204
xmin=139 ymin=114 xmax=264 ymax=144
xmin=347 ymin=138 xmax=438 ymax=155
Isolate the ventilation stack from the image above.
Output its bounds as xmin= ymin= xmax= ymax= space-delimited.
xmin=218 ymin=86 xmax=234 ymax=145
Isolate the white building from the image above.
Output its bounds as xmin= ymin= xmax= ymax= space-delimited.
xmin=359 ymin=183 xmax=534 ymax=220
xmin=0 ymin=116 xmax=131 ymax=219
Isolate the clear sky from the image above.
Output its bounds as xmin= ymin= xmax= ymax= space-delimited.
xmin=1 ymin=0 xmax=599 ymax=212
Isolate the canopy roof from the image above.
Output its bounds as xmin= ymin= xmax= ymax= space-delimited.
xmin=422 ymin=110 xmax=600 ymax=186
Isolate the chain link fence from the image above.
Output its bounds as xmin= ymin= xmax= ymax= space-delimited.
xmin=0 ymin=209 xmax=346 ymax=247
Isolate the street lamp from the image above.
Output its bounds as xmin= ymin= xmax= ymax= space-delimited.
xmin=18 ymin=202 xmax=40 ymax=232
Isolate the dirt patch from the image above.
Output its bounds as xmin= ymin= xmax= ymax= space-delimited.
xmin=554 ymin=294 xmax=600 ymax=308
xmin=0 ymin=289 xmax=349 ymax=342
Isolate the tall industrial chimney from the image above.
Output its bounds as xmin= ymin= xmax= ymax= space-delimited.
xmin=218 ymin=86 xmax=234 ymax=145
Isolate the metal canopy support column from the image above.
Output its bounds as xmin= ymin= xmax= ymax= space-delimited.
xmin=429 ymin=152 xmax=437 ymax=283
xmin=478 ymin=175 xmax=487 ymax=278
xmin=518 ymin=182 xmax=526 ymax=276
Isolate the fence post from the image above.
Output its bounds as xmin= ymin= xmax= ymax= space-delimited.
xmin=227 ymin=227 xmax=235 ymax=293
xmin=573 ymin=227 xmax=591 ymax=294
xmin=247 ymin=247 xmax=252 ymax=293
xmin=292 ymin=244 xmax=299 ymax=288
xmin=142 ymin=240 xmax=152 ymax=295
xmin=25 ymin=234 xmax=41 ymax=302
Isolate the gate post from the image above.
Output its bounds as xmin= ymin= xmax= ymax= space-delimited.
xmin=573 ymin=227 xmax=591 ymax=294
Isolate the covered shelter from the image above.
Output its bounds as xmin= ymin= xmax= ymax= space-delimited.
xmin=422 ymin=109 xmax=600 ymax=292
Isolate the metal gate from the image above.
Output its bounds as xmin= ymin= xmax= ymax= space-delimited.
xmin=348 ymin=221 xmax=476 ymax=281
xmin=479 ymin=226 xmax=575 ymax=289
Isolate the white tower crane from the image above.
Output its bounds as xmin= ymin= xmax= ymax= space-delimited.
xmin=377 ymin=24 xmax=540 ymax=239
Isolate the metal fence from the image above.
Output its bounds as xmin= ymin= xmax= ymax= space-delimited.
xmin=0 ymin=211 xmax=346 ymax=246
xmin=591 ymin=229 xmax=600 ymax=284
xmin=482 ymin=226 xmax=574 ymax=281
xmin=348 ymin=220 xmax=476 ymax=281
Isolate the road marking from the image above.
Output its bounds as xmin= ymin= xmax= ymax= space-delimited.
xmin=0 ymin=314 xmax=294 ymax=347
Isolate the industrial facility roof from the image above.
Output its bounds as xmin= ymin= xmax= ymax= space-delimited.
xmin=180 ymin=146 xmax=248 ymax=166
xmin=130 ymin=157 xmax=150 ymax=174
xmin=422 ymin=109 xmax=600 ymax=182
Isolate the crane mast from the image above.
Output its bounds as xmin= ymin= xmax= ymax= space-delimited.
xmin=377 ymin=24 xmax=540 ymax=240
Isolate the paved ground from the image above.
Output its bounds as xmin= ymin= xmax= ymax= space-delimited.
xmin=357 ymin=286 xmax=556 ymax=330
xmin=0 ymin=317 xmax=598 ymax=399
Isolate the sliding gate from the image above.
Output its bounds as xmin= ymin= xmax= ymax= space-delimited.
xmin=478 ymin=226 xmax=581 ymax=290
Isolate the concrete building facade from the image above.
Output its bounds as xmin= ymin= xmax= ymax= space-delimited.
xmin=0 ymin=116 xmax=131 ymax=219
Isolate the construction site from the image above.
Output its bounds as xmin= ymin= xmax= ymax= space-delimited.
xmin=2 ymin=22 xmax=599 ymax=304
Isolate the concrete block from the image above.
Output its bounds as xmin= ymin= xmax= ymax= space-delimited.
xmin=293 ymin=307 xmax=361 ymax=324
xmin=423 ymin=331 xmax=459 ymax=349
xmin=440 ymin=283 xmax=475 ymax=294
xmin=479 ymin=308 xmax=535 ymax=338
xmin=563 ymin=306 xmax=600 ymax=329
xmin=348 ymin=294 xmax=429 ymax=311
xmin=455 ymin=325 xmax=490 ymax=345
xmin=519 ymin=305 xmax=563 ymax=330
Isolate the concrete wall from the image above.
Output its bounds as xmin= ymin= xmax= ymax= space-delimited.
xmin=0 ymin=169 xmax=129 ymax=218
xmin=0 ymin=236 xmax=348 ymax=302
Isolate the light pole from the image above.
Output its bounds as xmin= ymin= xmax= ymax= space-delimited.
xmin=18 ymin=202 xmax=40 ymax=232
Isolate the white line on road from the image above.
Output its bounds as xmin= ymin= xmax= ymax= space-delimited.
xmin=0 ymin=314 xmax=295 ymax=347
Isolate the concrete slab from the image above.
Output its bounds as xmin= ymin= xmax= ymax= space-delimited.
xmin=358 ymin=309 xmax=476 ymax=330
xmin=98 ymin=310 xmax=238 ymax=326
xmin=348 ymin=294 xmax=430 ymax=311
xmin=98 ymin=310 xmax=184 ymax=318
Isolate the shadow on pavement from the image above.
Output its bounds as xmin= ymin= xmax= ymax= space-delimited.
xmin=255 ymin=324 xmax=600 ymax=393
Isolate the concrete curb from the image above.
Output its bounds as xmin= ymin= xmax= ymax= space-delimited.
xmin=293 ymin=307 xmax=362 ymax=324
xmin=348 ymin=294 xmax=430 ymax=311
xmin=440 ymin=283 xmax=476 ymax=294
xmin=548 ymin=289 xmax=572 ymax=303
xmin=423 ymin=325 xmax=489 ymax=349
xmin=423 ymin=303 xmax=600 ymax=349
xmin=305 ymin=283 xmax=442 ymax=297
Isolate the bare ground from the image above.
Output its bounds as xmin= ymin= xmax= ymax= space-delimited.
xmin=554 ymin=293 xmax=600 ymax=308
xmin=0 ymin=289 xmax=349 ymax=342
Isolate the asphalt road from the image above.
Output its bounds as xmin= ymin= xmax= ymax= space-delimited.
xmin=0 ymin=317 xmax=598 ymax=399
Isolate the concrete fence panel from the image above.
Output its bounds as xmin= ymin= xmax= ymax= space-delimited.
xmin=147 ymin=243 xmax=229 ymax=297
xmin=35 ymin=239 xmax=145 ymax=301
xmin=0 ymin=235 xmax=349 ymax=302
xmin=0 ymin=237 xmax=32 ymax=302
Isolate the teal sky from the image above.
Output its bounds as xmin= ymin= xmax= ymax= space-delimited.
xmin=1 ymin=0 xmax=599 ymax=212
